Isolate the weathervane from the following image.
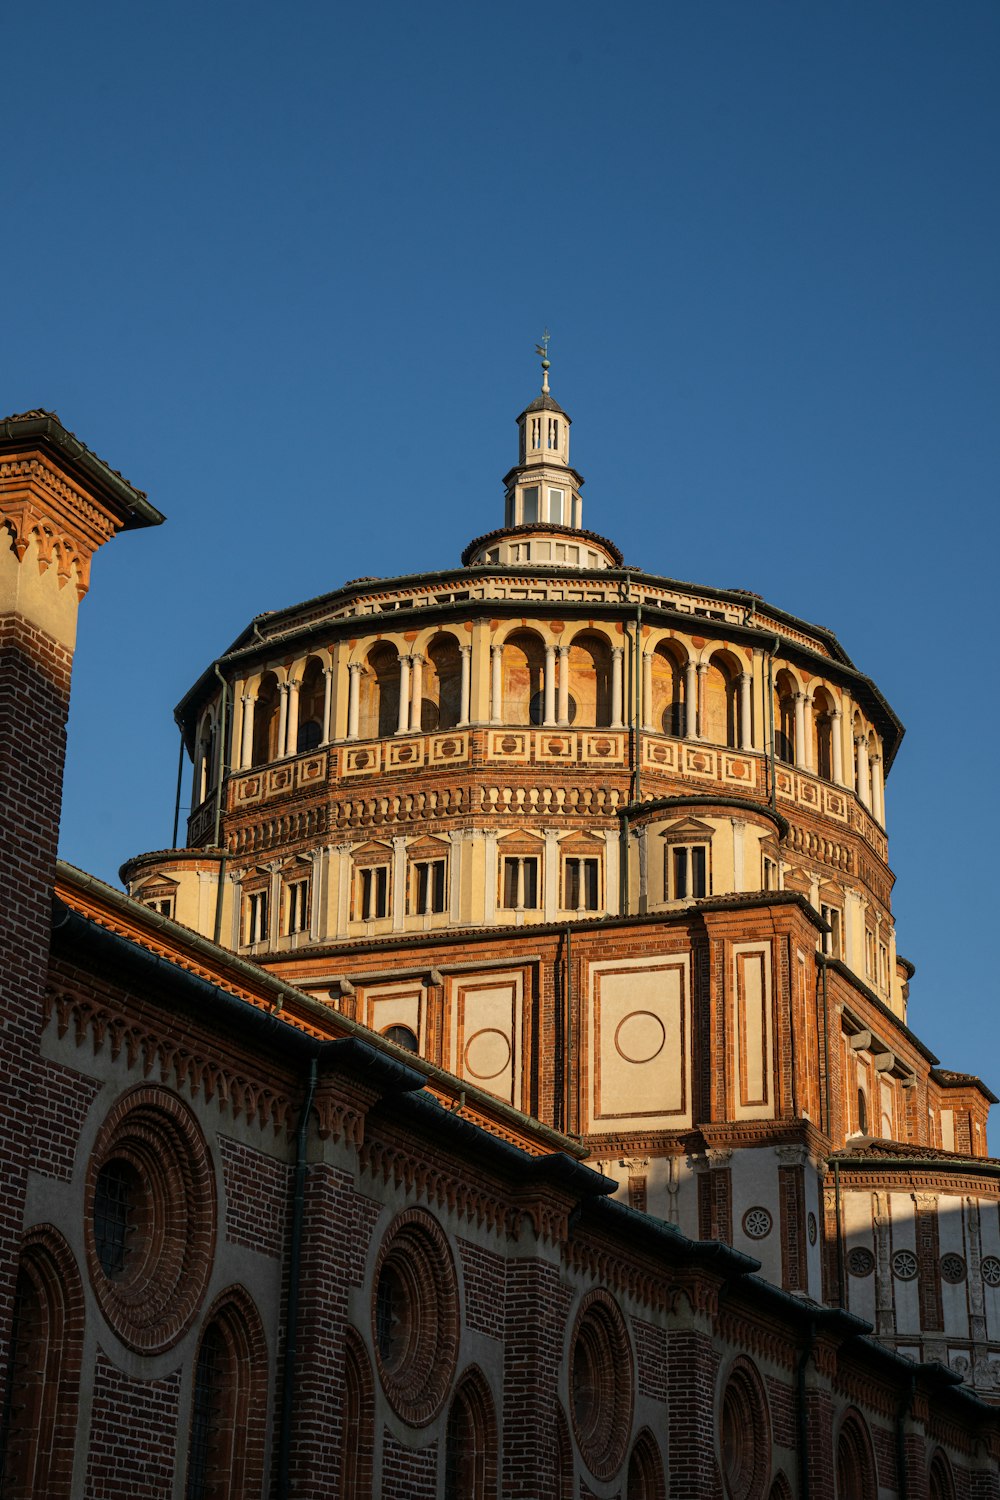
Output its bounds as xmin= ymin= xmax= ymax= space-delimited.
xmin=534 ymin=328 xmax=551 ymax=394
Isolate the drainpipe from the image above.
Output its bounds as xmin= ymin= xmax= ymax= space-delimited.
xmin=212 ymin=664 xmax=230 ymax=946
xmin=277 ymin=1053 xmax=319 ymax=1500
xmin=834 ymin=1157 xmax=845 ymax=1310
xmin=895 ymin=1371 xmax=915 ymax=1500
xmin=171 ymin=725 xmax=185 ymax=849
xmin=564 ymin=924 xmax=574 ymax=1135
xmin=633 ymin=597 xmax=643 ymax=805
xmin=767 ymin=637 xmax=779 ymax=812
xmin=796 ymin=1318 xmax=816 ymax=1500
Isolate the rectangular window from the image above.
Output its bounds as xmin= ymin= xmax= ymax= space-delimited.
xmin=143 ymin=897 xmax=174 ymax=918
xmin=668 ymin=844 xmax=708 ymax=900
xmin=245 ymin=889 xmax=269 ymax=944
xmin=286 ymin=877 xmax=310 ymax=935
xmin=820 ymin=903 xmax=842 ymax=960
xmin=522 ymin=486 xmax=539 ymax=523
xmin=501 ymin=855 xmax=539 ymax=910
xmin=762 ymin=855 xmax=778 ymax=892
xmin=878 ymin=942 xmax=889 ymax=992
xmin=548 ymin=486 xmax=564 ymax=524
xmin=412 ymin=859 xmax=446 ymax=915
xmin=358 ymin=866 xmax=389 ymax=921
xmin=865 ymin=928 xmax=876 ymax=979
xmin=563 ymin=857 xmax=600 ymax=911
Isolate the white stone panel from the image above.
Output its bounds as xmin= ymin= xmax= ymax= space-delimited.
xmin=449 ymin=971 xmax=523 ymax=1108
xmin=889 ymin=1192 xmax=921 ymax=1337
xmin=939 ymin=1194 xmax=970 ymax=1339
xmin=586 ymin=955 xmax=691 ymax=1133
xmin=731 ymin=943 xmax=773 ymax=1120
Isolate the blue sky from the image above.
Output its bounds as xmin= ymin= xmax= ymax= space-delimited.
xmin=4 ymin=3 xmax=998 ymax=1119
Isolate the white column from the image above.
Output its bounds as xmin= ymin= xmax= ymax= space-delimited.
xmin=409 ymin=653 xmax=423 ymax=733
xmin=856 ymin=736 xmax=871 ymax=807
xmin=321 ymin=667 xmax=335 ymax=745
xmin=240 ymin=694 xmax=256 ymax=769
xmin=696 ymin=662 xmax=708 ymax=740
xmin=515 ymin=856 xmax=525 ymax=911
xmin=458 ymin=645 xmax=471 ymax=726
xmin=391 ymin=836 xmax=406 ymax=930
xmin=491 ymin=644 xmax=503 ymax=724
xmin=277 ymin=684 xmax=289 ymax=759
xmin=285 ymin=676 xmax=300 ymax=757
xmin=739 ymin=673 xmax=752 ymax=751
xmin=557 ymin=646 xmax=570 ymax=727
xmin=871 ymin=755 xmax=884 ymax=824
xmin=397 ymin=655 xmax=411 ymax=735
xmin=544 ymin=645 xmax=557 ymax=726
xmin=794 ymin=692 xmax=807 ymax=769
xmin=611 ymin=648 xmax=624 ymax=729
xmin=347 ymin=663 xmax=361 ymax=740
xmin=642 ymin=651 xmax=653 ymax=731
xmin=685 ymin=661 xmax=698 ymax=738
xmin=831 ymin=710 xmax=843 ymax=785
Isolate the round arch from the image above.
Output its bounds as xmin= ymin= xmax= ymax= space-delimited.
xmin=358 ymin=643 xmax=400 ymax=739
xmin=566 ymin=630 xmax=613 ymax=727
xmin=702 ymin=650 xmax=741 ymax=748
xmin=835 ymin=1408 xmax=877 ymax=1500
xmin=252 ymin=670 xmax=281 ymax=766
xmin=501 ymin=629 xmax=546 ymax=725
xmin=650 ymin=638 xmax=687 ymax=736
xmin=296 ymin=655 xmax=326 ymax=753
xmin=444 ymin=1366 xmax=498 ymax=1500
xmin=421 ymin=632 xmax=464 ymax=731
xmin=626 ymin=1428 xmax=666 ymax=1500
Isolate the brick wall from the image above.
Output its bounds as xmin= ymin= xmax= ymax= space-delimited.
xmin=85 ymin=1349 xmax=181 ymax=1499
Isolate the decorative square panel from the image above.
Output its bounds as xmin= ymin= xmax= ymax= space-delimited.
xmin=488 ymin=731 xmax=529 ymax=761
xmin=386 ymin=738 xmax=425 ymax=771
xmin=535 ymin=732 xmax=577 ymax=763
xmin=582 ymin=732 xmax=625 ymax=764
xmin=722 ymin=754 xmax=755 ymax=786
xmin=683 ymin=746 xmax=717 ymax=778
xmin=343 ymin=744 xmax=382 ymax=776
xmin=295 ymin=753 xmax=327 ymax=788
xmin=644 ymin=738 xmax=677 ymax=770
xmin=823 ymin=789 xmax=847 ymax=820
xmin=267 ymin=766 xmax=293 ymax=796
xmin=234 ymin=774 xmax=263 ymax=805
xmin=429 ymin=732 xmax=469 ymax=765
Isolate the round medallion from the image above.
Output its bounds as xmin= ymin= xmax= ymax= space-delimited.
xmin=613 ymin=1011 xmax=666 ymax=1065
xmin=891 ymin=1249 xmax=918 ymax=1281
xmin=354 ymin=750 xmax=369 ymax=768
xmin=742 ymin=1207 xmax=773 ymax=1241
xmin=982 ymin=1256 xmax=1000 ymax=1288
xmin=940 ymin=1253 xmax=967 ymax=1285
xmin=847 ymin=1247 xmax=875 ymax=1278
xmin=807 ymin=1212 xmax=817 ymax=1246
xmin=438 ymin=739 xmax=457 ymax=757
xmin=464 ymin=1028 xmax=512 ymax=1081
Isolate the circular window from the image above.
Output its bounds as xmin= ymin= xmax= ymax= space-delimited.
xmin=382 ymin=1024 xmax=419 ymax=1053
xmin=807 ymin=1212 xmax=818 ymax=1246
xmin=940 ymin=1254 xmax=967 ymax=1285
xmin=720 ymin=1359 xmax=770 ymax=1500
xmin=371 ymin=1209 xmax=458 ymax=1426
xmin=742 ymin=1207 xmax=773 ymax=1241
xmin=847 ymin=1247 xmax=875 ymax=1278
xmin=85 ymin=1088 xmax=216 ymax=1353
xmin=570 ymin=1289 xmax=634 ymax=1481
xmin=892 ymin=1249 xmax=918 ymax=1281
xmin=981 ymin=1255 xmax=1000 ymax=1288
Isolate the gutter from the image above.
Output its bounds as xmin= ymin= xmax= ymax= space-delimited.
xmin=0 ymin=411 xmax=164 ymax=528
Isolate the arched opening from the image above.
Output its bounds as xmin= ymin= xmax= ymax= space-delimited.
xmin=0 ymin=1230 xmax=84 ymax=1500
xmin=251 ymin=672 xmax=281 ymax=767
xmin=703 ymin=653 xmax=739 ymax=748
xmin=928 ymin=1449 xmax=956 ymax=1500
xmin=501 ymin=631 xmax=545 ymax=725
xmin=358 ymin=645 xmax=400 ymax=740
xmin=296 ymin=657 xmax=325 ymax=753
xmin=773 ymin=671 xmax=797 ymax=765
xmin=856 ymin=1088 xmax=868 ymax=1136
xmin=812 ymin=687 xmax=835 ymax=782
xmin=567 ymin=632 xmax=612 ymax=727
xmin=626 ymin=1430 xmax=666 ymax=1500
xmin=342 ymin=1329 xmax=374 ymax=1500
xmin=184 ymin=1291 xmax=268 ymax=1500
xmin=650 ymin=641 xmax=685 ymax=736
xmin=835 ymin=1410 xmax=877 ymax=1500
xmin=444 ymin=1369 xmax=497 ymax=1500
xmin=719 ymin=1357 xmax=771 ymax=1500
xmin=382 ymin=1023 xmax=419 ymax=1053
xmin=423 ymin=635 xmax=463 ymax=731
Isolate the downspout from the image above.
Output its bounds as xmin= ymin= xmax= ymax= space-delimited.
xmin=171 ymin=725 xmax=185 ymax=849
xmin=796 ymin=1318 xmax=816 ymax=1500
xmin=633 ymin=596 xmax=643 ymax=805
xmin=212 ymin=664 xmax=230 ymax=946
xmin=564 ymin=924 xmax=574 ymax=1136
xmin=767 ymin=636 xmax=779 ymax=812
xmin=277 ymin=1053 xmax=319 ymax=1500
xmin=895 ymin=1371 xmax=915 ymax=1500
xmin=834 ymin=1157 xmax=845 ymax=1310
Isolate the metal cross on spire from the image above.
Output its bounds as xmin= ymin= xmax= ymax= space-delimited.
xmin=534 ymin=329 xmax=551 ymax=393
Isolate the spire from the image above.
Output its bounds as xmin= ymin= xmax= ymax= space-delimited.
xmin=534 ymin=328 xmax=552 ymax=395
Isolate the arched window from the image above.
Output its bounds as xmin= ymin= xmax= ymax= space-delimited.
xmin=812 ymin=687 xmax=835 ymax=781
xmin=423 ymin=636 xmax=463 ymax=731
xmin=444 ymin=1370 xmax=497 ymax=1500
xmin=0 ymin=1229 xmax=84 ymax=1500
xmin=342 ymin=1329 xmax=374 ymax=1500
xmin=184 ymin=1292 xmax=268 ymax=1500
xmin=857 ymin=1088 xmax=869 ymax=1136
xmin=703 ymin=653 xmax=739 ymax=747
xmin=626 ymin=1430 xmax=666 ymax=1500
xmin=501 ymin=631 xmax=546 ymax=725
xmin=928 ymin=1449 xmax=956 ymax=1500
xmin=296 ymin=657 xmax=325 ymax=753
xmin=835 ymin=1410 xmax=877 ymax=1500
xmin=358 ymin=645 xmax=400 ymax=740
xmin=382 ymin=1023 xmax=419 ymax=1053
xmin=650 ymin=642 xmax=685 ymax=736
xmin=252 ymin=673 xmax=281 ymax=766
xmin=719 ymin=1358 xmax=771 ymax=1500
xmin=773 ymin=671 xmax=797 ymax=765
xmin=567 ymin=632 xmax=612 ymax=727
